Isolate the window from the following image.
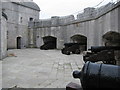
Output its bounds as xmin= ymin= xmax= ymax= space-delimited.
xmin=20 ymin=17 xmax=23 ymax=23
xmin=29 ymin=18 xmax=33 ymax=21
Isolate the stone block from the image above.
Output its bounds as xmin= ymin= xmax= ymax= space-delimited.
xmin=66 ymin=82 xmax=82 ymax=90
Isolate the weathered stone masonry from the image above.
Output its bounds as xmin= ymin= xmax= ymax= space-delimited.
xmin=1 ymin=1 xmax=120 ymax=60
xmin=2 ymin=1 xmax=40 ymax=49
xmin=0 ymin=0 xmax=40 ymax=60
xmin=29 ymin=2 xmax=120 ymax=49
xmin=0 ymin=0 xmax=8 ymax=59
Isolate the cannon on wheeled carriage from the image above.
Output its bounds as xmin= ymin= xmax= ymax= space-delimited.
xmin=83 ymin=46 xmax=120 ymax=65
xmin=61 ymin=43 xmax=84 ymax=55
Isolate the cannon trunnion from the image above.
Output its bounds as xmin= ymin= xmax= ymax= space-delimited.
xmin=73 ymin=61 xmax=120 ymax=89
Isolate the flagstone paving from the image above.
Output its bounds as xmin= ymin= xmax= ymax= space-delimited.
xmin=2 ymin=49 xmax=84 ymax=88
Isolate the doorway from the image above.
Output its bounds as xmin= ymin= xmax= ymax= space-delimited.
xmin=17 ymin=37 xmax=21 ymax=49
xmin=40 ymin=36 xmax=57 ymax=50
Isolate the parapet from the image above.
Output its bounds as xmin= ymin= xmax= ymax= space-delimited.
xmin=58 ymin=15 xmax=75 ymax=25
xmin=77 ymin=7 xmax=96 ymax=20
xmin=77 ymin=2 xmax=115 ymax=21
xmin=30 ymin=1 xmax=120 ymax=28
xmin=33 ymin=15 xmax=75 ymax=27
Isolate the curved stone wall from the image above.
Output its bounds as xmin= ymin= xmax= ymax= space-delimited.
xmin=0 ymin=12 xmax=7 ymax=59
xmin=31 ymin=1 xmax=120 ymax=49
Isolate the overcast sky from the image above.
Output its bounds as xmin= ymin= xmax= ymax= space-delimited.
xmin=33 ymin=0 xmax=117 ymax=19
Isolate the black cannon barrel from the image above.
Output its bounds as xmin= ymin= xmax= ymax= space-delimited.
xmin=64 ymin=43 xmax=86 ymax=47
xmin=73 ymin=61 xmax=120 ymax=89
xmin=89 ymin=46 xmax=120 ymax=53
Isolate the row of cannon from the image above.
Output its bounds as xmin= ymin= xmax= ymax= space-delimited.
xmin=61 ymin=43 xmax=120 ymax=65
xmin=39 ymin=39 xmax=120 ymax=89
xmin=40 ymin=41 xmax=120 ymax=65
xmin=83 ymin=46 xmax=120 ymax=65
xmin=66 ymin=45 xmax=120 ymax=89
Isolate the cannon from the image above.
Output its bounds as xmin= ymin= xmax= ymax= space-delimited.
xmin=89 ymin=46 xmax=120 ymax=53
xmin=61 ymin=43 xmax=81 ymax=55
xmin=83 ymin=46 xmax=120 ymax=64
xmin=73 ymin=61 xmax=120 ymax=89
xmin=40 ymin=36 xmax=56 ymax=50
xmin=83 ymin=50 xmax=116 ymax=64
xmin=40 ymin=41 xmax=56 ymax=50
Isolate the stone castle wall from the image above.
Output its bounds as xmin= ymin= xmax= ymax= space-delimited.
xmin=0 ymin=0 xmax=2 ymax=59
xmin=0 ymin=13 xmax=7 ymax=60
xmin=31 ymin=2 xmax=120 ymax=49
xmin=0 ymin=1 xmax=8 ymax=60
xmin=2 ymin=1 xmax=40 ymax=49
xmin=0 ymin=0 xmax=40 ymax=60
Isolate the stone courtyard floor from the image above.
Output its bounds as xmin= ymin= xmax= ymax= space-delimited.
xmin=2 ymin=49 xmax=84 ymax=88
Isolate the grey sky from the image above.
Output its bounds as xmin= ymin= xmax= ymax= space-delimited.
xmin=33 ymin=0 xmax=117 ymax=19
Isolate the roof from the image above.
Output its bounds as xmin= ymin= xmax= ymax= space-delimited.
xmin=12 ymin=1 xmax=40 ymax=11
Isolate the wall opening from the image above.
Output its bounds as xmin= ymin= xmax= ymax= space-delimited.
xmin=102 ymin=31 xmax=120 ymax=65
xmin=102 ymin=31 xmax=120 ymax=46
xmin=17 ymin=37 xmax=22 ymax=49
xmin=40 ymin=36 xmax=57 ymax=50
xmin=29 ymin=17 xmax=33 ymax=21
xmin=20 ymin=17 xmax=23 ymax=23
xmin=70 ymin=34 xmax=87 ymax=51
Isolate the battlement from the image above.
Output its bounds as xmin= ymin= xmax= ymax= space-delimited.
xmin=32 ymin=2 xmax=119 ymax=28
xmin=30 ymin=1 xmax=120 ymax=50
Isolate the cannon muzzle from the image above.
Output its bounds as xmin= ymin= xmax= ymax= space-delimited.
xmin=73 ymin=70 xmax=81 ymax=78
xmin=73 ymin=61 xmax=120 ymax=89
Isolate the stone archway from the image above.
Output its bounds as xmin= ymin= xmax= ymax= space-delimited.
xmin=102 ymin=31 xmax=120 ymax=46
xmin=70 ymin=34 xmax=87 ymax=51
xmin=16 ymin=37 xmax=22 ymax=49
xmin=40 ymin=36 xmax=57 ymax=50
xmin=102 ymin=31 xmax=120 ymax=65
